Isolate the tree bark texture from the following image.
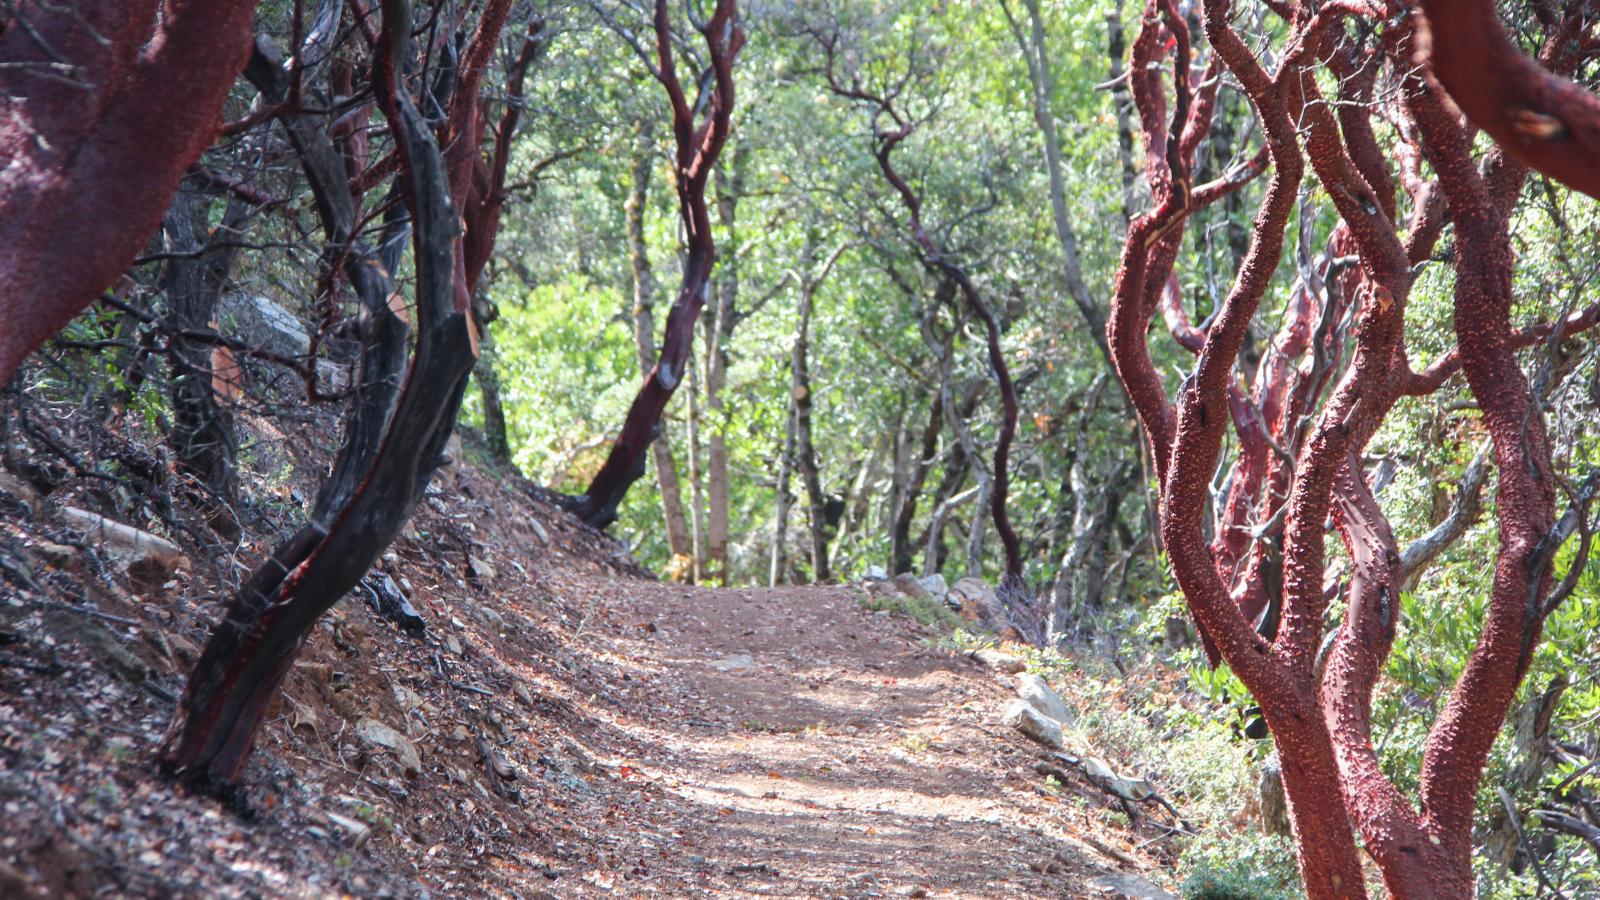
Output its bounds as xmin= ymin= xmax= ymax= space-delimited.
xmin=0 ymin=0 xmax=260 ymax=387
xmin=160 ymin=0 xmax=507 ymax=791
xmin=1102 ymin=1 xmax=1597 ymax=894
xmin=623 ymin=117 xmax=694 ymax=562
xmin=162 ymin=180 xmax=251 ymax=540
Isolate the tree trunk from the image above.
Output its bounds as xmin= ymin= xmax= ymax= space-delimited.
xmin=623 ymin=117 xmax=692 ymax=561
xmin=473 ymin=330 xmax=513 ymax=467
xmin=160 ymin=3 xmax=488 ymax=790
xmin=686 ymin=343 xmax=706 ymax=582
xmin=891 ymin=390 xmax=942 ymax=574
xmin=793 ymin=277 xmax=829 ymax=582
xmin=162 ymin=179 xmax=249 ymax=540
xmin=1006 ymin=0 xmax=1111 ymax=366
xmin=573 ymin=0 xmax=742 ymax=530
xmin=0 ymin=0 xmax=259 ymax=388
xmin=703 ymin=138 xmax=748 ymax=584
xmin=770 ymin=393 xmax=797 ymax=587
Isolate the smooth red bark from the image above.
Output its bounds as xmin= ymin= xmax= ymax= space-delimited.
xmin=574 ymin=0 xmax=742 ymax=529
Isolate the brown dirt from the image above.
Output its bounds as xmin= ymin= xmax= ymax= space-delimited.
xmin=0 ymin=456 xmax=1177 ymax=898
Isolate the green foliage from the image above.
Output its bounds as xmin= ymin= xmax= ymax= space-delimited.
xmin=1179 ymin=830 xmax=1302 ymax=900
xmin=858 ymin=588 xmax=962 ymax=630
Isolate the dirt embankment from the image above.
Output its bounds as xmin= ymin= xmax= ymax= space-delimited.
xmin=1 ymin=456 xmax=1176 ymax=898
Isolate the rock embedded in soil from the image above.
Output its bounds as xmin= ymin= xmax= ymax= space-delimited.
xmin=1016 ymin=673 xmax=1074 ymax=725
xmin=892 ymin=573 xmax=929 ymax=599
xmin=916 ymin=573 xmax=949 ymax=602
xmin=709 ymin=653 xmax=755 ymax=673
xmin=355 ymin=718 xmax=423 ymax=775
xmin=1003 ymin=699 xmax=1064 ymax=749
xmin=952 ymin=576 xmax=1013 ymax=633
xmin=973 ymin=647 xmax=1026 ymax=674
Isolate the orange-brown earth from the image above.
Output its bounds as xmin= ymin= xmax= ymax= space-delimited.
xmin=0 ymin=455 xmax=1179 ymax=898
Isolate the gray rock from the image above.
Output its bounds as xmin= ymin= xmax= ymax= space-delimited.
xmin=951 ymin=576 xmax=996 ymax=605
xmin=973 ymin=648 xmax=1026 ymax=674
xmin=915 ymin=573 xmax=948 ymax=601
xmin=865 ymin=565 xmax=888 ymax=580
xmin=355 ymin=717 xmax=423 ymax=775
xmin=217 ymin=293 xmax=350 ymax=390
xmin=892 ymin=573 xmax=929 ymax=599
xmin=1090 ymin=872 xmax=1176 ymax=900
xmin=1016 ymin=673 xmax=1074 ymax=725
xmin=219 ymin=293 xmax=309 ymax=359
xmin=709 ymin=653 xmax=755 ymax=673
xmin=1003 ymin=699 xmax=1063 ymax=749
xmin=952 ymin=576 xmax=1012 ymax=632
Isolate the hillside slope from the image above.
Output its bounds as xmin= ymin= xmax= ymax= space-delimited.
xmin=0 ymin=455 xmax=1178 ymax=898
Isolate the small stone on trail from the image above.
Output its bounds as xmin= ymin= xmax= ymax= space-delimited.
xmin=709 ymin=653 xmax=755 ymax=673
xmin=1003 ymin=699 xmax=1064 ymax=750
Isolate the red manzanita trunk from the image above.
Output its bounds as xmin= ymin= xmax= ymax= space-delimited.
xmin=573 ymin=0 xmax=742 ymax=529
xmin=1105 ymin=0 xmax=1592 ymax=895
xmin=0 ymin=0 xmax=259 ymax=386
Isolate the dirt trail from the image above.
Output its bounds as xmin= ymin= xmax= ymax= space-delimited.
xmin=533 ymin=573 xmax=1165 ymax=898
xmin=0 ymin=464 xmax=1173 ymax=899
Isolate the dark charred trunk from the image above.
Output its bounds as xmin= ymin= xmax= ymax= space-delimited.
xmin=159 ymin=0 xmax=493 ymax=791
xmin=162 ymin=180 xmax=250 ymax=540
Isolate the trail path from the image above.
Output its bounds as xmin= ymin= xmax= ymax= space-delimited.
xmin=530 ymin=572 xmax=1169 ymax=898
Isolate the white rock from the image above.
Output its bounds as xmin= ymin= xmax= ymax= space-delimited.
xmin=709 ymin=653 xmax=755 ymax=673
xmin=1016 ymin=673 xmax=1074 ymax=725
xmin=1003 ymin=699 xmax=1063 ymax=749
xmin=356 ymin=717 xmax=423 ymax=775
xmin=864 ymin=565 xmax=888 ymax=580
